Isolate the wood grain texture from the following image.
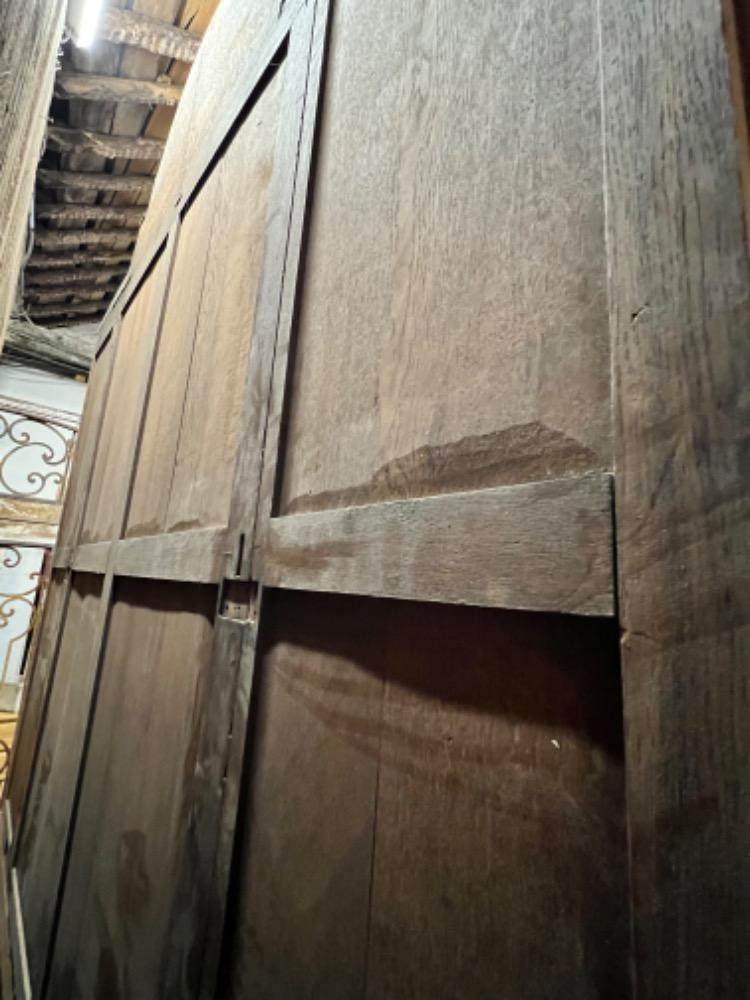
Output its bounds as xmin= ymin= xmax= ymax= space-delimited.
xmin=37 ymin=169 xmax=154 ymax=195
xmin=81 ymin=253 xmax=169 ymax=543
xmin=26 ymin=268 xmax=127 ymax=287
xmin=222 ymin=590 xmax=629 ymax=1000
xmin=114 ymin=527 xmax=230 ymax=583
xmin=27 ymin=302 xmax=106 ymax=321
xmin=278 ymin=0 xmax=611 ymax=515
xmin=263 ymin=474 xmax=615 ymax=616
xmin=600 ymin=1 xmax=750 ymax=996
xmin=14 ymin=575 xmax=104 ymax=997
xmin=0 ymin=0 xmax=65 ymax=349
xmin=47 ymin=126 xmax=165 ymax=161
xmin=26 ymin=285 xmax=117 ymax=306
xmin=70 ymin=541 xmax=111 ymax=575
xmin=45 ymin=580 xmax=216 ymax=1000
xmin=35 ymin=204 xmax=145 ymax=225
xmin=27 ymin=251 xmax=133 ymax=268
xmin=99 ymin=7 xmax=201 ymax=62
xmin=55 ymin=72 xmax=183 ymax=106
xmin=35 ymin=228 xmax=138 ymax=250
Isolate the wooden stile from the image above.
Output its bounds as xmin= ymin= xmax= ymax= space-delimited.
xmin=6 ymin=1 xmax=749 ymax=999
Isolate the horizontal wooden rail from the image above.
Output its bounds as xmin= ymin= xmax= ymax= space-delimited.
xmin=27 ymin=251 xmax=133 ymax=268
xmin=47 ymin=126 xmax=165 ymax=160
xmin=35 ymin=204 xmax=145 ymax=225
xmin=28 ymin=302 xmax=105 ymax=319
xmin=26 ymin=285 xmax=114 ymax=305
xmin=34 ymin=229 xmax=136 ymax=250
xmin=26 ymin=267 xmax=127 ymax=287
xmin=261 ymin=474 xmax=615 ymax=616
xmin=68 ymin=528 xmax=230 ymax=583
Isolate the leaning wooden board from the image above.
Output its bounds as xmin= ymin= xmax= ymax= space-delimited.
xmin=5 ymin=1 xmax=750 ymax=999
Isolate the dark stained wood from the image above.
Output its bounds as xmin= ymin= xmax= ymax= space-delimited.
xmin=55 ymin=72 xmax=183 ymax=106
xmin=114 ymin=527 xmax=230 ymax=583
xmin=14 ymin=574 xmax=104 ymax=997
xmin=262 ymin=474 xmax=614 ymax=617
xmin=600 ymin=0 xmax=750 ymax=996
xmin=100 ymin=7 xmax=201 ymax=62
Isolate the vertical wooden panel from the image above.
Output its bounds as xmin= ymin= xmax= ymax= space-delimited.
xmin=46 ymin=579 xmax=216 ymax=999
xmin=126 ymin=177 xmax=220 ymax=537
xmin=600 ymin=0 xmax=750 ymax=996
xmin=222 ymin=592 xmax=629 ymax=1000
xmin=166 ymin=71 xmax=282 ymax=533
xmin=278 ymin=0 xmax=610 ymax=516
xmin=81 ymin=252 xmax=169 ymax=543
xmin=14 ymin=574 xmax=103 ymax=996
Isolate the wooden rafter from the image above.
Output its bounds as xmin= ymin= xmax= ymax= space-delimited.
xmin=37 ymin=169 xmax=154 ymax=194
xmin=27 ymin=251 xmax=133 ymax=268
xmin=26 ymin=268 xmax=127 ymax=287
xmin=27 ymin=301 xmax=106 ymax=319
xmin=26 ymin=285 xmax=115 ymax=305
xmin=5 ymin=319 xmax=96 ymax=373
xmin=36 ymin=204 xmax=145 ymax=224
xmin=99 ymin=8 xmax=201 ymax=63
xmin=47 ymin=126 xmax=165 ymax=160
xmin=55 ymin=72 xmax=183 ymax=106
xmin=35 ymin=229 xmax=137 ymax=250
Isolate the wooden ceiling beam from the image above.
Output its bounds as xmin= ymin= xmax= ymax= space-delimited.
xmin=27 ymin=250 xmax=132 ymax=268
xmin=27 ymin=301 xmax=106 ymax=319
xmin=5 ymin=319 xmax=97 ymax=373
xmin=36 ymin=203 xmax=145 ymax=224
xmin=26 ymin=285 xmax=115 ymax=305
xmin=26 ymin=267 xmax=127 ymax=287
xmin=47 ymin=126 xmax=165 ymax=160
xmin=35 ymin=228 xmax=136 ymax=249
xmin=37 ymin=168 xmax=154 ymax=194
xmin=55 ymin=72 xmax=183 ymax=106
xmin=99 ymin=8 xmax=201 ymax=63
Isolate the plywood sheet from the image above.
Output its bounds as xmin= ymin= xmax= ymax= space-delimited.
xmin=15 ymin=573 xmax=103 ymax=996
xmin=222 ymin=591 xmax=629 ymax=999
xmin=81 ymin=253 xmax=168 ymax=543
xmin=46 ymin=579 xmax=216 ymax=999
xmin=278 ymin=0 xmax=610 ymax=515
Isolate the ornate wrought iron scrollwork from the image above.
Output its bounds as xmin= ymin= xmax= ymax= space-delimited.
xmin=0 ymin=411 xmax=74 ymax=503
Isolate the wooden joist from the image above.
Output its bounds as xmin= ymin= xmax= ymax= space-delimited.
xmin=47 ymin=126 xmax=165 ymax=160
xmin=37 ymin=168 xmax=154 ymax=194
xmin=27 ymin=301 xmax=106 ymax=319
xmin=5 ymin=319 xmax=97 ymax=372
xmin=26 ymin=267 xmax=127 ymax=287
xmin=36 ymin=203 xmax=145 ymax=224
xmin=99 ymin=8 xmax=201 ymax=63
xmin=27 ymin=251 xmax=132 ymax=268
xmin=35 ymin=228 xmax=136 ymax=250
xmin=55 ymin=72 xmax=183 ymax=106
xmin=26 ymin=284 xmax=116 ymax=305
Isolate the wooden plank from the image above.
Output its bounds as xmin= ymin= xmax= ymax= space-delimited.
xmin=35 ymin=203 xmax=145 ymax=225
xmin=26 ymin=268 xmax=127 ymax=287
xmin=35 ymin=228 xmax=137 ymax=250
xmin=600 ymin=0 xmax=750 ymax=996
xmin=276 ymin=0 xmax=610 ymax=518
xmin=99 ymin=7 xmax=201 ymax=62
xmin=69 ymin=541 xmax=111 ymax=575
xmin=0 ymin=0 xmax=65 ymax=348
xmin=26 ymin=285 xmax=117 ymax=305
xmin=114 ymin=527 xmax=230 ymax=583
xmin=27 ymin=251 xmax=132 ymax=268
xmin=37 ymin=168 xmax=154 ymax=194
xmin=27 ymin=302 xmax=105 ymax=320
xmin=262 ymin=474 xmax=614 ymax=616
xmin=47 ymin=126 xmax=165 ymax=160
xmin=45 ymin=579 xmax=217 ymax=998
xmin=13 ymin=575 xmax=104 ymax=996
xmin=55 ymin=72 xmax=183 ymax=106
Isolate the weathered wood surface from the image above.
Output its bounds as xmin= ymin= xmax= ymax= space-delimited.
xmin=100 ymin=7 xmax=201 ymax=62
xmin=26 ymin=268 xmax=127 ymax=287
xmin=0 ymin=0 xmax=65 ymax=349
xmin=55 ymin=72 xmax=183 ymax=106
xmin=601 ymin=0 xmax=750 ymax=997
xmin=223 ymin=590 xmax=628 ymax=1000
xmin=27 ymin=302 xmax=106 ymax=320
xmin=15 ymin=575 xmax=104 ymax=997
xmin=37 ymin=168 xmax=154 ymax=194
xmin=263 ymin=474 xmax=615 ymax=616
xmin=47 ymin=126 xmax=165 ymax=160
xmin=35 ymin=228 xmax=137 ymax=250
xmin=35 ymin=203 xmax=145 ymax=225
xmin=28 ymin=251 xmax=132 ymax=268
xmin=277 ymin=0 xmax=610 ymax=517
xmin=114 ymin=528 xmax=230 ymax=583
xmin=4 ymin=319 xmax=97 ymax=373
xmin=26 ymin=285 xmax=117 ymax=306
xmin=9 ymin=871 xmax=31 ymax=1000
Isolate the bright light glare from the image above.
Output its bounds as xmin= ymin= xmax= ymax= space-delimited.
xmin=77 ymin=0 xmax=104 ymax=49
